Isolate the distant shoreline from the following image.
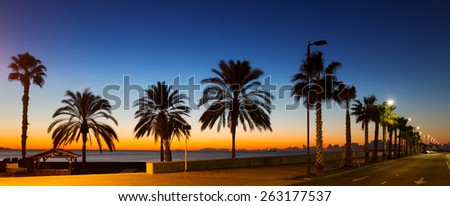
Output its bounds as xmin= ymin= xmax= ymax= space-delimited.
xmin=0 ymin=148 xmax=302 ymax=152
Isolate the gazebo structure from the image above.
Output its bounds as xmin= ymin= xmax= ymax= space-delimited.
xmin=28 ymin=149 xmax=81 ymax=176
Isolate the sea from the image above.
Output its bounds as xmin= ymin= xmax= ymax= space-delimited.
xmin=0 ymin=149 xmax=304 ymax=162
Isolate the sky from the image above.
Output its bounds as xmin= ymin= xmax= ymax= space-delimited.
xmin=0 ymin=0 xmax=449 ymax=151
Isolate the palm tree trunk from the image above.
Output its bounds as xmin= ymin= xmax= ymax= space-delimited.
xmin=231 ymin=128 xmax=236 ymax=159
xmin=344 ymin=108 xmax=352 ymax=167
xmin=405 ymin=138 xmax=409 ymax=156
xmin=315 ymin=100 xmax=324 ymax=176
xmin=394 ymin=129 xmax=398 ymax=158
xmin=231 ymin=111 xmax=237 ymax=159
xmin=372 ymin=122 xmax=379 ymax=162
xmin=364 ymin=121 xmax=369 ymax=164
xmin=160 ymin=139 xmax=164 ymax=162
xmin=164 ymin=140 xmax=172 ymax=162
xmin=21 ymin=83 xmax=30 ymax=159
xmin=82 ymin=134 xmax=87 ymax=167
xmin=388 ymin=129 xmax=393 ymax=159
xmin=406 ymin=139 xmax=409 ymax=154
xmin=382 ymin=124 xmax=387 ymax=161
xmin=397 ymin=131 xmax=402 ymax=157
xmin=230 ymin=95 xmax=239 ymax=159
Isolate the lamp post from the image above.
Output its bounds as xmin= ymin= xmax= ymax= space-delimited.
xmin=182 ymin=124 xmax=191 ymax=172
xmin=305 ymin=40 xmax=327 ymax=178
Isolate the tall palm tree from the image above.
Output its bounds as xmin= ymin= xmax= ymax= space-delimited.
xmin=134 ymin=81 xmax=190 ymax=162
xmin=7 ymin=52 xmax=47 ymax=159
xmin=335 ymin=84 xmax=356 ymax=167
xmin=380 ymin=102 xmax=398 ymax=160
xmin=292 ymin=51 xmax=341 ymax=176
xmin=396 ymin=117 xmax=409 ymax=157
xmin=351 ymin=95 xmax=377 ymax=163
xmin=387 ymin=114 xmax=398 ymax=159
xmin=371 ymin=104 xmax=383 ymax=162
xmin=48 ymin=89 xmax=119 ymax=166
xmin=199 ymin=60 xmax=273 ymax=159
xmin=402 ymin=125 xmax=414 ymax=155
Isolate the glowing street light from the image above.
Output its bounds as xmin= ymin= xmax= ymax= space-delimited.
xmin=387 ymin=99 xmax=395 ymax=106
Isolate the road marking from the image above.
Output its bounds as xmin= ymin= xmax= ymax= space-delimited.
xmin=445 ymin=155 xmax=450 ymax=171
xmin=413 ymin=177 xmax=427 ymax=185
xmin=380 ymin=181 xmax=387 ymax=185
xmin=352 ymin=176 xmax=369 ymax=182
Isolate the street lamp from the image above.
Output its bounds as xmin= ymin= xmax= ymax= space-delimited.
xmin=305 ymin=40 xmax=327 ymax=178
xmin=182 ymin=124 xmax=191 ymax=172
xmin=387 ymin=99 xmax=395 ymax=106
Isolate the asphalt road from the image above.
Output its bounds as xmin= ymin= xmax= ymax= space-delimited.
xmin=303 ymin=152 xmax=450 ymax=186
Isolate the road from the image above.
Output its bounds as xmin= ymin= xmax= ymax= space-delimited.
xmin=303 ymin=152 xmax=450 ymax=186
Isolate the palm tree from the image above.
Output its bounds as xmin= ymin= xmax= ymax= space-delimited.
xmin=7 ymin=52 xmax=47 ymax=159
xmin=335 ymin=84 xmax=356 ymax=167
xmin=402 ymin=125 xmax=414 ymax=155
xmin=351 ymin=95 xmax=377 ymax=163
xmin=292 ymin=51 xmax=341 ymax=176
xmin=134 ymin=81 xmax=190 ymax=162
xmin=380 ymin=102 xmax=398 ymax=160
xmin=48 ymin=89 xmax=119 ymax=167
xmin=199 ymin=60 xmax=273 ymax=159
xmin=371 ymin=104 xmax=383 ymax=162
xmin=387 ymin=113 xmax=398 ymax=159
xmin=393 ymin=120 xmax=400 ymax=158
xmin=396 ymin=117 xmax=409 ymax=157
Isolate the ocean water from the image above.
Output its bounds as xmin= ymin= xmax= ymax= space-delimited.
xmin=0 ymin=149 xmax=304 ymax=162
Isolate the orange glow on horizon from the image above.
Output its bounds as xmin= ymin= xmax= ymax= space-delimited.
xmin=1 ymin=128 xmax=351 ymax=151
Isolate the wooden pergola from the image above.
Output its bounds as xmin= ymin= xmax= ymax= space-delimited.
xmin=28 ymin=149 xmax=80 ymax=175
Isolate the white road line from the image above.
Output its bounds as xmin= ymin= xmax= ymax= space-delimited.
xmin=413 ymin=177 xmax=427 ymax=185
xmin=352 ymin=176 xmax=369 ymax=182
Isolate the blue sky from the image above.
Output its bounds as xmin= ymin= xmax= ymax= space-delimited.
xmin=1 ymin=0 xmax=449 ymax=150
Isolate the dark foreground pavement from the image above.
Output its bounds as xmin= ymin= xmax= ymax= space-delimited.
xmin=1 ymin=153 xmax=447 ymax=186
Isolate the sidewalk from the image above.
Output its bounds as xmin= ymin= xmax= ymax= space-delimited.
xmin=0 ymin=158 xmax=365 ymax=186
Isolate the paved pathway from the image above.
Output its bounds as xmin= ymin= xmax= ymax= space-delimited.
xmin=0 ymin=159 xmax=355 ymax=186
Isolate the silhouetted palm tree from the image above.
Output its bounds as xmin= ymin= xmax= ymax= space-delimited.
xmin=408 ymin=130 xmax=420 ymax=155
xmin=335 ymin=84 xmax=356 ymax=167
xmin=199 ymin=60 xmax=273 ymax=159
xmin=7 ymin=52 xmax=47 ymax=159
xmin=292 ymin=51 xmax=341 ymax=176
xmin=48 ymin=89 xmax=118 ymax=167
xmin=402 ymin=125 xmax=415 ymax=155
xmin=371 ymin=103 xmax=384 ymax=162
xmin=351 ymin=95 xmax=377 ymax=163
xmin=396 ymin=117 xmax=409 ymax=157
xmin=134 ymin=81 xmax=190 ymax=162
xmin=387 ymin=113 xmax=398 ymax=159
xmin=380 ymin=102 xmax=398 ymax=160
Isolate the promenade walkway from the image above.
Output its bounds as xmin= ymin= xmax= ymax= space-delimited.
xmin=0 ymin=159 xmax=363 ymax=186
